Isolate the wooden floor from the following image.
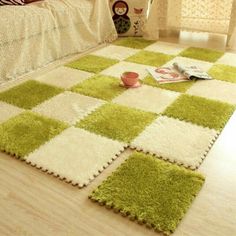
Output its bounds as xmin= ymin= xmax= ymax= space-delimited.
xmin=1 ymin=32 xmax=236 ymax=236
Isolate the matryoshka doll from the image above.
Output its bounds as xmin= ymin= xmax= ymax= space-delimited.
xmin=112 ymin=1 xmax=131 ymax=34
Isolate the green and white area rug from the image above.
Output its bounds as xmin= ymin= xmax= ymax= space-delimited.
xmin=0 ymin=37 xmax=236 ymax=234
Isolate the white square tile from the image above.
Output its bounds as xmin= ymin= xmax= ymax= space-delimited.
xmin=131 ymin=116 xmax=218 ymax=169
xmin=112 ymin=85 xmax=180 ymax=113
xmin=187 ymin=80 xmax=236 ymax=104
xmin=0 ymin=101 xmax=24 ymax=123
xmin=91 ymin=45 xmax=140 ymax=61
xmin=33 ymin=91 xmax=104 ymax=125
xmin=100 ymin=61 xmax=155 ymax=80
xmin=35 ymin=67 xmax=93 ymax=89
xmin=145 ymin=41 xmax=188 ymax=55
xmin=164 ymin=56 xmax=213 ymax=72
xmin=26 ymin=127 xmax=126 ymax=187
xmin=216 ymin=52 xmax=236 ymax=67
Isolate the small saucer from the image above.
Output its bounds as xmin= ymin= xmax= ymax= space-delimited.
xmin=119 ymin=81 xmax=141 ymax=88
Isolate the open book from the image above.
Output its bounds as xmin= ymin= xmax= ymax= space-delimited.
xmin=147 ymin=66 xmax=188 ymax=84
xmin=147 ymin=63 xmax=213 ymax=84
xmin=173 ymin=63 xmax=213 ymax=80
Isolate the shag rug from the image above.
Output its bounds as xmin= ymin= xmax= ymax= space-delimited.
xmin=1 ymin=37 xmax=236 ymax=234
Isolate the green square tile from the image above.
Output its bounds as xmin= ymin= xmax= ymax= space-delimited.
xmin=163 ymin=94 xmax=235 ymax=130
xmin=77 ymin=103 xmax=157 ymax=143
xmin=89 ymin=151 xmax=205 ymax=235
xmin=0 ymin=80 xmax=63 ymax=109
xmin=143 ymin=75 xmax=195 ymax=93
xmin=208 ymin=64 xmax=236 ymax=83
xmin=0 ymin=112 xmax=68 ymax=158
xmin=71 ymin=75 xmax=126 ymax=101
xmin=113 ymin=37 xmax=155 ymax=49
xmin=66 ymin=55 xmax=119 ymax=73
xmin=125 ymin=50 xmax=174 ymax=67
xmin=179 ymin=47 xmax=224 ymax=62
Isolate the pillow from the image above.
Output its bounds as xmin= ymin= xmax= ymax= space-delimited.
xmin=110 ymin=0 xmax=149 ymax=36
xmin=0 ymin=0 xmax=40 ymax=5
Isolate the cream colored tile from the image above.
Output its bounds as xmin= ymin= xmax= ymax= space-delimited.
xmin=91 ymin=45 xmax=140 ymax=61
xmin=113 ymin=85 xmax=180 ymax=113
xmin=145 ymin=41 xmax=188 ymax=55
xmin=100 ymin=61 xmax=155 ymax=80
xmin=35 ymin=67 xmax=93 ymax=89
xmin=26 ymin=127 xmax=126 ymax=187
xmin=33 ymin=91 xmax=104 ymax=125
xmin=131 ymin=116 xmax=218 ymax=169
xmin=216 ymin=52 xmax=236 ymax=67
xmin=187 ymin=80 xmax=236 ymax=104
xmin=0 ymin=101 xmax=24 ymax=123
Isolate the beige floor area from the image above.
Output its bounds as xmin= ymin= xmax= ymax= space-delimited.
xmin=0 ymin=32 xmax=236 ymax=236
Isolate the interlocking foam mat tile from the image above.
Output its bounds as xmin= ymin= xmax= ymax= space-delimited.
xmin=71 ymin=74 xmax=126 ymax=101
xmin=216 ymin=52 xmax=236 ymax=67
xmin=208 ymin=64 xmax=236 ymax=83
xmin=33 ymin=91 xmax=105 ymax=125
xmin=34 ymin=66 xmax=93 ymax=89
xmin=113 ymin=37 xmax=155 ymax=49
xmin=126 ymin=50 xmax=174 ymax=67
xmin=26 ymin=127 xmax=126 ymax=187
xmin=131 ymin=116 xmax=218 ymax=169
xmin=77 ymin=103 xmax=157 ymax=143
xmin=90 ymin=45 xmax=140 ymax=61
xmin=112 ymin=84 xmax=180 ymax=114
xmin=66 ymin=55 xmax=119 ymax=73
xmin=0 ymin=80 xmax=63 ymax=109
xmin=179 ymin=47 xmax=224 ymax=62
xmin=163 ymin=94 xmax=235 ymax=131
xmin=0 ymin=112 xmax=68 ymax=158
xmin=89 ymin=152 xmax=205 ymax=235
xmin=186 ymin=79 xmax=236 ymax=104
xmin=0 ymin=101 xmax=24 ymax=124
xmin=144 ymin=41 xmax=188 ymax=55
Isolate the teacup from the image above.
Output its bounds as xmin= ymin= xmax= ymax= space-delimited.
xmin=121 ymin=72 xmax=139 ymax=86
